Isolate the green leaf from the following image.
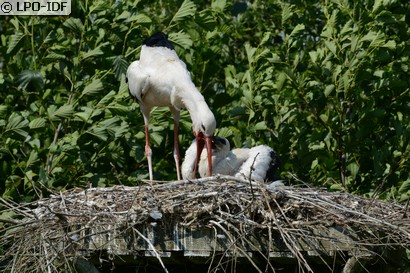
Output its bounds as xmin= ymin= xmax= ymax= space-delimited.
xmin=126 ymin=14 xmax=152 ymax=23
xmin=48 ymin=104 xmax=74 ymax=121
xmin=82 ymin=78 xmax=104 ymax=97
xmin=324 ymin=40 xmax=337 ymax=56
xmin=288 ymin=24 xmax=305 ymax=40
xmin=372 ymin=0 xmax=383 ymax=14
xmin=44 ymin=52 xmax=66 ymax=60
xmin=0 ymin=105 xmax=8 ymax=117
xmin=330 ymin=184 xmax=344 ymax=192
xmin=347 ymin=162 xmax=359 ymax=178
xmin=117 ymin=10 xmax=131 ymax=20
xmin=86 ymin=126 xmax=108 ymax=141
xmin=29 ymin=117 xmax=46 ymax=129
xmin=5 ymin=113 xmax=29 ymax=138
xmin=89 ymin=0 xmax=109 ymax=13
xmin=245 ymin=43 xmax=256 ymax=65
xmin=99 ymin=116 xmax=120 ymax=131
xmin=382 ymin=40 xmax=396 ymax=49
xmin=168 ymin=31 xmax=193 ymax=49
xmin=114 ymin=121 xmax=129 ymax=138
xmin=281 ymin=3 xmax=294 ymax=26
xmin=309 ymin=142 xmax=325 ymax=151
xmin=324 ymin=84 xmax=335 ymax=97
xmin=107 ymin=104 xmax=129 ymax=116
xmin=360 ymin=31 xmax=384 ymax=48
xmin=80 ymin=46 xmax=105 ymax=60
xmin=26 ymin=150 xmax=39 ymax=169
xmin=16 ymin=70 xmax=44 ymax=91
xmin=254 ymin=121 xmax=267 ymax=130
xmin=211 ymin=0 xmax=226 ymax=12
xmin=398 ymin=179 xmax=410 ymax=194
xmin=113 ymin=55 xmax=129 ymax=80
xmin=7 ymin=32 xmax=25 ymax=54
xmin=74 ymin=110 xmax=92 ymax=122
xmin=169 ymin=0 xmax=196 ymax=25
xmin=63 ymin=17 xmax=84 ymax=33
xmin=215 ymin=127 xmax=233 ymax=138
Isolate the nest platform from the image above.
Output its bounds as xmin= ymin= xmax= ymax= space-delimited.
xmin=0 ymin=175 xmax=409 ymax=273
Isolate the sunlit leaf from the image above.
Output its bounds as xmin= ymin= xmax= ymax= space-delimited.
xmin=324 ymin=40 xmax=337 ymax=56
xmin=48 ymin=104 xmax=74 ymax=121
xmin=82 ymin=78 xmax=104 ymax=97
xmin=117 ymin=10 xmax=131 ymax=20
xmin=254 ymin=121 xmax=267 ymax=130
xmin=113 ymin=55 xmax=129 ymax=80
xmin=281 ymin=3 xmax=293 ymax=26
xmin=360 ymin=31 xmax=384 ymax=48
xmin=0 ymin=105 xmax=8 ymax=117
xmin=126 ymin=14 xmax=152 ymax=23
xmin=16 ymin=70 xmax=44 ymax=91
xmin=63 ymin=17 xmax=84 ymax=33
xmin=244 ymin=43 xmax=256 ymax=65
xmin=89 ymin=0 xmax=109 ymax=13
xmin=169 ymin=0 xmax=196 ymax=25
xmin=324 ymin=84 xmax=335 ymax=97
xmin=382 ymin=40 xmax=396 ymax=49
xmin=7 ymin=32 xmax=25 ymax=54
xmin=86 ymin=126 xmax=108 ymax=141
xmin=398 ymin=179 xmax=410 ymax=194
xmin=168 ymin=31 xmax=193 ymax=49
xmin=5 ymin=113 xmax=29 ymax=138
xmin=26 ymin=150 xmax=39 ymax=169
xmin=347 ymin=162 xmax=359 ymax=178
xmin=80 ymin=46 xmax=104 ymax=60
xmin=211 ymin=0 xmax=226 ymax=12
xmin=288 ymin=24 xmax=305 ymax=40
xmin=29 ymin=118 xmax=46 ymax=129
xmin=372 ymin=0 xmax=383 ymax=13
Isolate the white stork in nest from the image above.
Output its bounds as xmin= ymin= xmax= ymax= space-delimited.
xmin=127 ymin=32 xmax=216 ymax=180
xmin=182 ymin=136 xmax=279 ymax=182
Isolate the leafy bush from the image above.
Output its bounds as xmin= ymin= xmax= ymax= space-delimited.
xmin=0 ymin=0 xmax=409 ymax=202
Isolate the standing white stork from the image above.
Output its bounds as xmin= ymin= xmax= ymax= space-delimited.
xmin=127 ymin=32 xmax=216 ymax=180
xmin=182 ymin=136 xmax=279 ymax=182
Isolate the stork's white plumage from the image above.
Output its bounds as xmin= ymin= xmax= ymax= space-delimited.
xmin=182 ymin=136 xmax=279 ymax=182
xmin=127 ymin=32 xmax=216 ymax=180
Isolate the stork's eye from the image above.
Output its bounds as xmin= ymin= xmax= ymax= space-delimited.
xmin=201 ymin=124 xmax=206 ymax=131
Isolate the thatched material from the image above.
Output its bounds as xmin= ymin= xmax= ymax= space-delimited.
xmin=0 ymin=175 xmax=409 ymax=273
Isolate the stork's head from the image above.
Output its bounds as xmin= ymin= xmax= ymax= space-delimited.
xmin=211 ymin=136 xmax=230 ymax=153
xmin=192 ymin=108 xmax=216 ymax=178
xmin=143 ymin=32 xmax=174 ymax=50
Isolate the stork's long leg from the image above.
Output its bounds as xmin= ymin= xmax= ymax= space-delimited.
xmin=141 ymin=107 xmax=153 ymax=180
xmin=145 ymin=124 xmax=153 ymax=180
xmin=171 ymin=109 xmax=182 ymax=180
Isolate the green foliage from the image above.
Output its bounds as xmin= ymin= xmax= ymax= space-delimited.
xmin=0 ymin=0 xmax=409 ymax=203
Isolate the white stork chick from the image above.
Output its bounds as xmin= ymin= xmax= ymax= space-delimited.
xmin=182 ymin=136 xmax=279 ymax=182
xmin=127 ymin=32 xmax=216 ymax=180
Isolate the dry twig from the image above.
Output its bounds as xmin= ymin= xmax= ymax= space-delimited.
xmin=0 ymin=176 xmax=409 ymax=273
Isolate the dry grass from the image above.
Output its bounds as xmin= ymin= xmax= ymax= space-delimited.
xmin=0 ymin=175 xmax=409 ymax=273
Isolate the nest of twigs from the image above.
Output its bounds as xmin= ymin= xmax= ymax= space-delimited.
xmin=0 ymin=175 xmax=409 ymax=273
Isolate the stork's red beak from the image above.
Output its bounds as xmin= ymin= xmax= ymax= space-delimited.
xmin=193 ymin=132 xmax=212 ymax=178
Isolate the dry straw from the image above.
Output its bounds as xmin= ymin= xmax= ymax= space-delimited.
xmin=0 ymin=175 xmax=409 ymax=273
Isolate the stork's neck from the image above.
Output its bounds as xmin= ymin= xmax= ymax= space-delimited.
xmin=183 ymin=92 xmax=209 ymax=117
xmin=140 ymin=45 xmax=177 ymax=63
xmin=183 ymin=93 xmax=216 ymax=136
